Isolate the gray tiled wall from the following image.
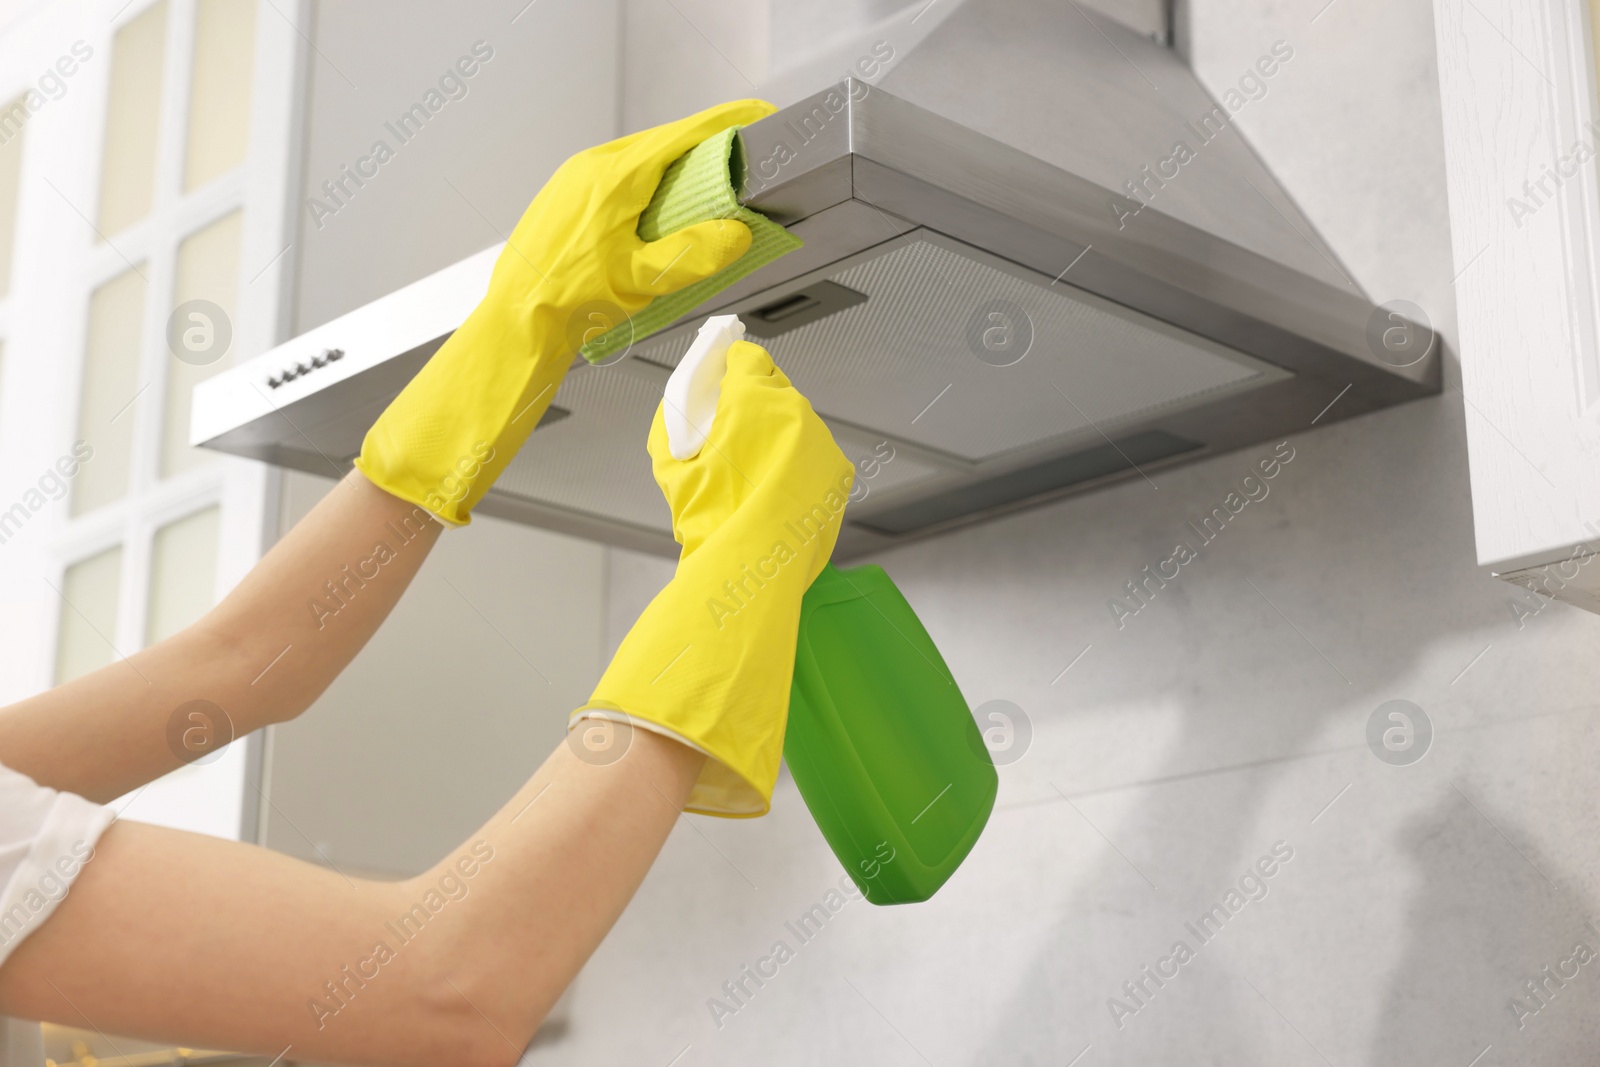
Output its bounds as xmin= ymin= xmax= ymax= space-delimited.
xmin=558 ymin=0 xmax=1600 ymax=1063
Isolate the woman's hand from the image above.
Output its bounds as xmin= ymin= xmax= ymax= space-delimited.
xmin=576 ymin=339 xmax=854 ymax=817
xmin=355 ymin=98 xmax=775 ymax=527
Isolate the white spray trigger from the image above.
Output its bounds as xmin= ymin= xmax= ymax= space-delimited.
xmin=664 ymin=314 xmax=745 ymax=460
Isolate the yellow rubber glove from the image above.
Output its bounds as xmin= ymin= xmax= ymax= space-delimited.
xmin=575 ymin=340 xmax=855 ymax=816
xmin=353 ymin=98 xmax=776 ymax=525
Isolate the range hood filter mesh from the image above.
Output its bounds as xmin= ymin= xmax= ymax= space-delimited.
xmin=637 ymin=236 xmax=1283 ymax=464
xmin=493 ymin=235 xmax=1289 ymax=539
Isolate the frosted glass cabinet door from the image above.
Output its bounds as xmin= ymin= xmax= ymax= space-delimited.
xmin=72 ymin=267 xmax=147 ymax=516
xmin=0 ymin=95 xmax=22 ymax=301
xmin=0 ymin=0 xmax=301 ymax=881
xmin=55 ymin=545 xmax=124 ymax=684
xmin=97 ymin=1 xmax=167 ymax=236
xmin=185 ymin=0 xmax=256 ymax=190
xmin=146 ymin=506 xmax=220 ymax=643
xmin=163 ymin=211 xmax=242 ymax=477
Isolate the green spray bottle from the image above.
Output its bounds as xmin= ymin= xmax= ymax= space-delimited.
xmin=784 ymin=562 xmax=998 ymax=904
xmin=667 ymin=314 xmax=998 ymax=906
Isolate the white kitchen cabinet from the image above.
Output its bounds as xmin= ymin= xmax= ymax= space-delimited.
xmin=1434 ymin=0 xmax=1600 ymax=610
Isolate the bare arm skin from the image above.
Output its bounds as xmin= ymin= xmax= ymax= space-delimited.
xmin=0 ymin=730 xmax=704 ymax=1067
xmin=0 ymin=468 xmax=711 ymax=1063
xmin=0 ymin=471 xmax=443 ymax=802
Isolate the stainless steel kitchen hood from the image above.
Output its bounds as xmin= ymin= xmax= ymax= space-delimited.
xmin=192 ymin=4 xmax=1438 ymax=560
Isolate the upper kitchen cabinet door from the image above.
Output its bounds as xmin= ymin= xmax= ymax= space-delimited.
xmin=292 ymin=0 xmax=621 ymax=336
xmin=1434 ymin=0 xmax=1600 ymax=610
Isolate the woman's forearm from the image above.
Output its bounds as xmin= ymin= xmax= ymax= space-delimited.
xmin=0 ymin=471 xmax=443 ymax=802
xmin=406 ymin=728 xmax=706 ymax=1045
xmin=203 ymin=470 xmax=445 ymax=731
xmin=0 ymin=730 xmax=703 ymax=1067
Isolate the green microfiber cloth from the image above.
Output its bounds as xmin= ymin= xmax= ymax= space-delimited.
xmin=579 ymin=125 xmax=803 ymax=364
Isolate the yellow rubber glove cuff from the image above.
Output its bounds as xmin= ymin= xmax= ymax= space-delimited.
xmin=576 ymin=341 xmax=854 ymax=816
xmin=354 ymin=98 xmax=777 ymax=525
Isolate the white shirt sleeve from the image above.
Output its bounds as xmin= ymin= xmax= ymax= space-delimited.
xmin=0 ymin=758 xmax=116 ymax=1062
xmin=0 ymin=760 xmax=115 ymax=968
